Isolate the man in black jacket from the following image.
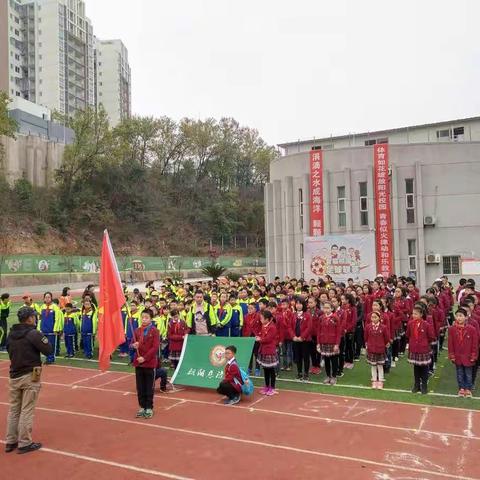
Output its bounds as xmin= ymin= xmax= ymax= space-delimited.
xmin=5 ymin=307 xmax=53 ymax=454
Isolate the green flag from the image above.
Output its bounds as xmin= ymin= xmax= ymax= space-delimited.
xmin=171 ymin=335 xmax=255 ymax=389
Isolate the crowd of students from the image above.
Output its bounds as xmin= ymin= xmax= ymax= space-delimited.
xmin=3 ymin=272 xmax=480 ymax=414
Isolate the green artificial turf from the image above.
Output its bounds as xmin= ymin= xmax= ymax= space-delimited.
xmin=3 ymin=301 xmax=479 ymax=410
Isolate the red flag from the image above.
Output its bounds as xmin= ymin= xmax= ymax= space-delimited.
xmin=98 ymin=230 xmax=126 ymax=371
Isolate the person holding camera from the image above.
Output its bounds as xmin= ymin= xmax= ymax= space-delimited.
xmin=4 ymin=307 xmax=53 ymax=454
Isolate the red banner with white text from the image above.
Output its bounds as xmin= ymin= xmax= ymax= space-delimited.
xmin=373 ymin=144 xmax=393 ymax=277
xmin=309 ymin=150 xmax=324 ymax=236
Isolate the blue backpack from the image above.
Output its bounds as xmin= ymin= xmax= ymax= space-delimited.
xmin=234 ymin=367 xmax=254 ymax=396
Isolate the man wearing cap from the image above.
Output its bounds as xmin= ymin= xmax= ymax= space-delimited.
xmin=5 ymin=307 xmax=53 ymax=454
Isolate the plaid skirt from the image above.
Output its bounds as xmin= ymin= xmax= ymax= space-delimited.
xmin=408 ymin=351 xmax=431 ymax=366
xmin=258 ymin=353 xmax=279 ymax=368
xmin=366 ymin=351 xmax=386 ymax=365
xmin=319 ymin=344 xmax=337 ymax=357
xmin=168 ymin=350 xmax=182 ymax=361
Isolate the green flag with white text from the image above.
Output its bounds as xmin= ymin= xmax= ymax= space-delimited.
xmin=171 ymin=335 xmax=255 ymax=389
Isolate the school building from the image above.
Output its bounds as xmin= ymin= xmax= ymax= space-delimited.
xmin=264 ymin=116 xmax=480 ymax=291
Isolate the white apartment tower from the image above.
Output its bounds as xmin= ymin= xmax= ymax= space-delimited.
xmin=95 ymin=39 xmax=131 ymax=126
xmin=1 ymin=0 xmax=131 ymax=124
xmin=0 ymin=0 xmax=95 ymax=115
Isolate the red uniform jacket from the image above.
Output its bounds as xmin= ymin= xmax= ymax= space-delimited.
xmin=292 ymin=311 xmax=312 ymax=342
xmin=406 ymin=319 xmax=435 ymax=354
xmin=223 ymin=360 xmax=243 ymax=393
xmin=133 ymin=324 xmax=160 ymax=368
xmin=425 ymin=314 xmax=438 ymax=341
xmin=392 ymin=298 xmax=409 ymax=332
xmin=429 ymin=306 xmax=444 ymax=336
xmin=372 ymin=289 xmax=384 ymax=301
xmin=243 ymin=312 xmax=261 ymax=337
xmin=258 ymin=321 xmax=278 ymax=355
xmin=381 ymin=311 xmax=393 ymax=340
xmin=167 ymin=319 xmax=188 ymax=352
xmin=362 ymin=294 xmax=373 ymax=320
xmin=342 ymin=304 xmax=357 ymax=334
xmin=364 ymin=322 xmax=390 ymax=354
xmin=317 ymin=313 xmax=342 ymax=346
xmin=467 ymin=317 xmax=480 ymax=343
xmin=448 ymin=323 xmax=479 ymax=367
xmin=438 ymin=292 xmax=449 ymax=316
xmin=307 ymin=308 xmax=321 ymax=338
xmin=365 ymin=311 xmax=391 ymax=339
xmin=275 ymin=309 xmax=294 ymax=342
xmin=408 ymin=290 xmax=420 ymax=304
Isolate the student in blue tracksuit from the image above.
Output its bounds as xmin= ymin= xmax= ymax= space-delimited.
xmin=119 ymin=303 xmax=130 ymax=357
xmin=228 ymin=294 xmax=244 ymax=337
xmin=125 ymin=301 xmax=142 ymax=363
xmin=80 ymin=299 xmax=98 ymax=359
xmin=37 ymin=292 xmax=63 ymax=364
xmin=53 ymin=298 xmax=62 ymax=356
xmin=63 ymin=303 xmax=79 ymax=358
xmin=213 ymin=293 xmax=233 ymax=337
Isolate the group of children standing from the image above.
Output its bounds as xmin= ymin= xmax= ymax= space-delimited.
xmin=3 ymin=272 xmax=480 ymax=410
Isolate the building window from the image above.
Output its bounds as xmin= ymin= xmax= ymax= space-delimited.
xmin=453 ymin=126 xmax=464 ymax=140
xmin=405 ymin=178 xmax=415 ymax=224
xmin=359 ymin=181 xmax=368 ymax=226
xmin=337 ymin=186 xmax=346 ymax=227
xmin=436 ymin=128 xmax=450 ymax=139
xmin=298 ymin=188 xmax=304 ymax=231
xmin=365 ymin=137 xmax=388 ymax=146
xmin=443 ymin=256 xmax=460 ymax=275
xmin=408 ymin=239 xmax=417 ymax=273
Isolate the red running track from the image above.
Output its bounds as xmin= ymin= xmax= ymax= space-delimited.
xmin=1 ymin=361 xmax=480 ymax=480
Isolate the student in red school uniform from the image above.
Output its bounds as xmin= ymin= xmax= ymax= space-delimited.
xmin=364 ymin=311 xmax=390 ymax=389
xmin=167 ymin=309 xmax=188 ymax=369
xmin=256 ymin=310 xmax=279 ymax=396
xmin=341 ymin=293 xmax=357 ymax=370
xmin=131 ymin=309 xmax=160 ymax=419
xmin=407 ymin=281 xmax=420 ymax=304
xmin=307 ymin=296 xmax=322 ymax=375
xmin=380 ymin=297 xmax=394 ymax=371
xmin=291 ymin=299 xmax=313 ymax=382
xmin=425 ymin=296 xmax=442 ymax=372
xmin=448 ymin=308 xmax=479 ymax=397
xmin=362 ymin=285 xmax=374 ymax=320
xmin=216 ymin=345 xmax=244 ymax=405
xmin=406 ymin=304 xmax=435 ymax=395
xmin=332 ymin=296 xmax=346 ymax=377
xmin=276 ymin=299 xmax=294 ymax=371
xmin=316 ymin=301 xmax=342 ymax=386
xmin=371 ymin=280 xmax=384 ymax=301
xmin=392 ymin=287 xmax=409 ymax=357
xmin=243 ymin=302 xmax=262 ymax=375
xmin=460 ymin=298 xmax=480 ymax=388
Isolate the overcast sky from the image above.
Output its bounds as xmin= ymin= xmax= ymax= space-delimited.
xmin=87 ymin=0 xmax=480 ymax=145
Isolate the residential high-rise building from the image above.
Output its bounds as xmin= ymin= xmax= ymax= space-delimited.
xmin=95 ymin=39 xmax=131 ymax=126
xmin=0 ymin=0 xmax=131 ymax=124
